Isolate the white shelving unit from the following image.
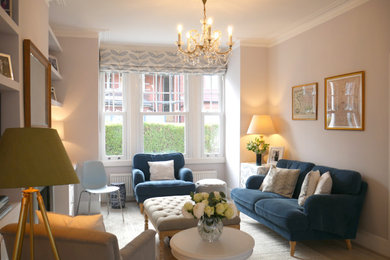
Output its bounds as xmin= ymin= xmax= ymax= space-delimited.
xmin=49 ymin=26 xmax=63 ymax=107
xmin=0 ymin=0 xmax=21 ymax=135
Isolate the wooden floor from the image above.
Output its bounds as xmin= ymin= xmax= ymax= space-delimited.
xmin=102 ymin=202 xmax=388 ymax=260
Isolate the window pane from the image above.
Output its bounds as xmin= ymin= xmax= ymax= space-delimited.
xmin=142 ymin=74 xmax=185 ymax=112
xmin=104 ymin=73 xmax=123 ymax=112
xmin=143 ymin=115 xmax=185 ymax=153
xmin=105 ymin=115 xmax=123 ymax=156
xmin=204 ymin=115 xmax=220 ymax=154
xmin=203 ymin=75 xmax=220 ymax=112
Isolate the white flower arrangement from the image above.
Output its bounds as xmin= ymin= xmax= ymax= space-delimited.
xmin=182 ymin=191 xmax=238 ymax=220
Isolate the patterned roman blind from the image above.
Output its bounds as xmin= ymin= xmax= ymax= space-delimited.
xmin=99 ymin=47 xmax=227 ymax=75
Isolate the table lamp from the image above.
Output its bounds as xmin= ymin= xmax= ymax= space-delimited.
xmin=0 ymin=128 xmax=79 ymax=260
xmin=247 ymin=115 xmax=275 ymax=165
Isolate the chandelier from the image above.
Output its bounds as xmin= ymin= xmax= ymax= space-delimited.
xmin=176 ymin=0 xmax=233 ymax=65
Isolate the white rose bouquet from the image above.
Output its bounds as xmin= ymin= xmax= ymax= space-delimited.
xmin=182 ymin=191 xmax=237 ymax=220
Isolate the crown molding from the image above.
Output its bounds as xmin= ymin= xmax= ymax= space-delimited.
xmin=52 ymin=28 xmax=101 ymax=39
xmin=268 ymin=0 xmax=370 ymax=47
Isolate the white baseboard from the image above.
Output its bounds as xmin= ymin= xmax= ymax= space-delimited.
xmin=354 ymin=230 xmax=390 ymax=257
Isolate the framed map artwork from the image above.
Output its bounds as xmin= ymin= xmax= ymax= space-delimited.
xmin=292 ymin=82 xmax=318 ymax=120
xmin=325 ymin=71 xmax=364 ymax=130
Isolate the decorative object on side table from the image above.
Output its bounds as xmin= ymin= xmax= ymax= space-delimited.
xmin=0 ymin=128 xmax=80 ymax=260
xmin=267 ymin=146 xmax=284 ymax=165
xmin=182 ymin=191 xmax=237 ymax=243
xmin=246 ymin=115 xmax=275 ymax=165
xmin=325 ymin=71 xmax=365 ymax=130
xmin=0 ymin=53 xmax=13 ymax=80
xmin=292 ymin=82 xmax=318 ymax=120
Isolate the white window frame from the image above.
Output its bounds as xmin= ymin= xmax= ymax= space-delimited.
xmin=139 ymin=74 xmax=189 ymax=155
xmin=99 ymin=72 xmax=225 ymax=164
xmin=99 ymin=71 xmax=128 ymax=161
xmin=201 ymin=75 xmax=225 ymax=158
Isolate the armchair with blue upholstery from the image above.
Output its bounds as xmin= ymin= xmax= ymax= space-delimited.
xmin=132 ymin=153 xmax=195 ymax=212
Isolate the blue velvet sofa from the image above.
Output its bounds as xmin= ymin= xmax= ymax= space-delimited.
xmin=132 ymin=153 xmax=195 ymax=212
xmin=231 ymin=159 xmax=367 ymax=256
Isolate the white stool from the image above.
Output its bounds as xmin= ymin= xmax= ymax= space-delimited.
xmin=195 ymin=178 xmax=227 ymax=194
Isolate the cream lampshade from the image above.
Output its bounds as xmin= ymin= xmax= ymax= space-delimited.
xmin=0 ymin=127 xmax=79 ymax=260
xmin=247 ymin=115 xmax=275 ymax=135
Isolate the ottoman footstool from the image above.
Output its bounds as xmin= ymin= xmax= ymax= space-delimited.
xmin=195 ymin=178 xmax=227 ymax=194
xmin=143 ymin=195 xmax=241 ymax=259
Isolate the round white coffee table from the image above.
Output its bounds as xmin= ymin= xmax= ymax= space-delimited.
xmin=170 ymin=227 xmax=254 ymax=260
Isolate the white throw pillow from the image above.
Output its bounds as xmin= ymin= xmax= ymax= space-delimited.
xmin=36 ymin=211 xmax=105 ymax=232
xmin=298 ymin=170 xmax=320 ymax=206
xmin=314 ymin=171 xmax=332 ymax=194
xmin=148 ymin=160 xmax=175 ymax=180
xmin=260 ymin=167 xmax=300 ymax=198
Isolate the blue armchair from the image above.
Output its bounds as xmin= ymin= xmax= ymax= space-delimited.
xmin=132 ymin=153 xmax=195 ymax=212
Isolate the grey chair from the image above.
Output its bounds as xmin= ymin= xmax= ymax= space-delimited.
xmin=1 ymin=224 xmax=156 ymax=260
xmin=76 ymin=160 xmax=124 ymax=221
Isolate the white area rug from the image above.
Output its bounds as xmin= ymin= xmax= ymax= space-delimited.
xmin=102 ymin=202 xmax=385 ymax=260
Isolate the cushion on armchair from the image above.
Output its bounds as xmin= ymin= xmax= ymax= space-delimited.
xmin=148 ymin=160 xmax=175 ymax=180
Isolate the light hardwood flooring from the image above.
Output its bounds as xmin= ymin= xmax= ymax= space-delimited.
xmin=102 ymin=202 xmax=388 ymax=260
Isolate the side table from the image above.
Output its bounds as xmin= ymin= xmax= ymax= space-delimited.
xmin=240 ymin=163 xmax=270 ymax=188
xmin=110 ymin=182 xmax=126 ymax=209
xmin=170 ymin=227 xmax=254 ymax=260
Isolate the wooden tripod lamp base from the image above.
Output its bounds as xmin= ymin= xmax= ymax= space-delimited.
xmin=12 ymin=188 xmax=60 ymax=260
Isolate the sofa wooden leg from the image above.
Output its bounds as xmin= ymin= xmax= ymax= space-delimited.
xmin=144 ymin=213 xmax=149 ymax=231
xmin=345 ymin=239 xmax=352 ymax=250
xmin=289 ymin=241 xmax=296 ymax=256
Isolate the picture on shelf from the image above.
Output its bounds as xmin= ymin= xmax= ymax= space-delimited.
xmin=51 ymin=86 xmax=57 ymax=101
xmin=267 ymin=146 xmax=284 ymax=164
xmin=49 ymin=55 xmax=59 ymax=73
xmin=1 ymin=0 xmax=11 ymax=16
xmin=0 ymin=53 xmax=13 ymax=80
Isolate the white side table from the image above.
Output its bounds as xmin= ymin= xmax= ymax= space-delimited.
xmin=170 ymin=227 xmax=254 ymax=260
xmin=240 ymin=163 xmax=270 ymax=188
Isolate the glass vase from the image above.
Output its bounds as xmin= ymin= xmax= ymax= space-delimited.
xmin=197 ymin=216 xmax=223 ymax=243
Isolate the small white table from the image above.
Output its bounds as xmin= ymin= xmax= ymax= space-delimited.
xmin=170 ymin=227 xmax=255 ymax=260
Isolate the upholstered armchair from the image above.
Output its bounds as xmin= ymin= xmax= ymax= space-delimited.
xmin=1 ymin=224 xmax=156 ymax=260
xmin=132 ymin=153 xmax=195 ymax=212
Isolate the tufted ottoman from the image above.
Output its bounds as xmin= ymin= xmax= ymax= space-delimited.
xmin=143 ymin=195 xmax=241 ymax=259
xmin=195 ymin=178 xmax=227 ymax=194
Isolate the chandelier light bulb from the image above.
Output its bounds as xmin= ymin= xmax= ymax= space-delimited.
xmin=177 ymin=24 xmax=183 ymax=33
xmin=228 ymin=26 xmax=233 ymax=36
xmin=186 ymin=32 xmax=190 ymax=39
xmin=207 ymin=18 xmax=213 ymax=25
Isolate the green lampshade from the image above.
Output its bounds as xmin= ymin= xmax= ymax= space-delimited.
xmin=0 ymin=128 xmax=79 ymax=188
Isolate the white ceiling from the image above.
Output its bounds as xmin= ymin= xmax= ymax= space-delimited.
xmin=48 ymin=0 xmax=368 ymax=47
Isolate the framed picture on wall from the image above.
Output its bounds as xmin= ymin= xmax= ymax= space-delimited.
xmin=0 ymin=0 xmax=12 ymax=17
xmin=292 ymin=82 xmax=318 ymax=120
xmin=325 ymin=71 xmax=365 ymax=130
xmin=0 ymin=53 xmax=13 ymax=80
xmin=267 ymin=146 xmax=284 ymax=165
xmin=48 ymin=55 xmax=59 ymax=73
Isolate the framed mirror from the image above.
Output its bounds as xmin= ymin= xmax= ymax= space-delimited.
xmin=23 ymin=39 xmax=51 ymax=128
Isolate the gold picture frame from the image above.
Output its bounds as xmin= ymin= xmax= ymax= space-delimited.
xmin=325 ymin=71 xmax=365 ymax=130
xmin=292 ymin=82 xmax=318 ymax=120
xmin=0 ymin=53 xmax=13 ymax=80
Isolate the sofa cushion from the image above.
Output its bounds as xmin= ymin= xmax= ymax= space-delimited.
xmin=298 ymin=170 xmax=320 ymax=206
xmin=314 ymin=171 xmax=332 ymax=194
xmin=276 ymin=159 xmax=315 ymax=198
xmin=231 ymin=188 xmax=285 ymax=212
xmin=36 ymin=211 xmax=105 ymax=232
xmin=260 ymin=167 xmax=300 ymax=198
xmin=254 ymin=198 xmax=309 ymax=232
xmin=312 ymin=166 xmax=361 ymax=194
xmin=148 ymin=160 xmax=175 ymax=180
xmin=135 ymin=180 xmax=195 ymax=203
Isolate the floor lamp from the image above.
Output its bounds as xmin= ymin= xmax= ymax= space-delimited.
xmin=0 ymin=128 xmax=80 ymax=260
